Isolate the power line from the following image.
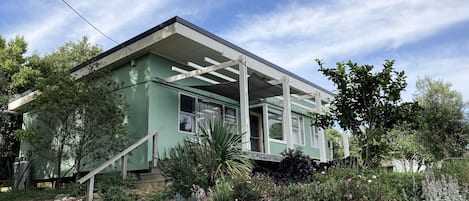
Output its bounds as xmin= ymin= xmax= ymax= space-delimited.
xmin=61 ymin=0 xmax=119 ymax=45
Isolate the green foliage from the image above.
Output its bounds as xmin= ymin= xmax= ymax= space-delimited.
xmin=94 ymin=172 xmax=137 ymax=201
xmin=312 ymin=59 xmax=419 ymax=168
xmin=0 ymin=188 xmax=72 ymax=201
xmin=231 ymin=173 xmax=276 ymax=201
xmin=414 ymin=76 xmax=469 ymax=160
xmin=159 ymin=140 xmax=210 ymax=196
xmin=313 ymin=167 xmax=424 ymax=200
xmin=210 ymin=178 xmax=234 ymax=201
xmin=326 ymin=128 xmax=344 ymax=159
xmin=198 ymin=119 xmax=253 ymax=183
xmin=433 ymin=159 xmax=469 ymax=185
xmin=388 ymin=125 xmax=434 ymax=172
xmin=144 ymin=189 xmax=174 ymax=201
xmin=0 ymin=35 xmax=28 ymax=181
xmin=274 ymin=176 xmax=393 ymax=201
xmin=159 ymin=119 xmax=252 ymax=197
xmin=14 ymin=37 xmax=127 ymax=186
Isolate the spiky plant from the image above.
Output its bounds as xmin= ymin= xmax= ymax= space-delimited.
xmin=198 ymin=118 xmax=253 ymax=185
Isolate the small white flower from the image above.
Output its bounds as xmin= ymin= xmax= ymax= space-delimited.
xmin=321 ymin=171 xmax=325 ymax=174
xmin=372 ymin=175 xmax=377 ymax=179
xmin=368 ymin=179 xmax=372 ymax=183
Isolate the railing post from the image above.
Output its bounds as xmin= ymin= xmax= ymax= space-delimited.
xmin=88 ymin=175 xmax=95 ymax=201
xmin=121 ymin=155 xmax=128 ymax=179
xmin=152 ymin=134 xmax=158 ymax=167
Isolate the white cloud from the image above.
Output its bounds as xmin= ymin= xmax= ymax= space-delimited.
xmin=222 ymin=0 xmax=469 ymax=69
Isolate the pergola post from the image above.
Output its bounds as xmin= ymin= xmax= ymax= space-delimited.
xmin=239 ymin=57 xmax=251 ymax=151
xmin=282 ymin=76 xmax=293 ymax=149
xmin=342 ymin=129 xmax=350 ymax=158
xmin=316 ymin=92 xmax=327 ymax=162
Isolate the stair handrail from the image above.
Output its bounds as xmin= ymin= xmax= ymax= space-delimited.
xmin=78 ymin=127 xmax=164 ymax=200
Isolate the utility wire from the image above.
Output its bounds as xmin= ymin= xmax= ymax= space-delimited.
xmin=61 ymin=0 xmax=119 ymax=45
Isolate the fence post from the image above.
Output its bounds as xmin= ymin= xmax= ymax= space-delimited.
xmin=122 ymin=155 xmax=128 ymax=179
xmin=88 ymin=175 xmax=95 ymax=201
xmin=152 ymin=134 xmax=158 ymax=167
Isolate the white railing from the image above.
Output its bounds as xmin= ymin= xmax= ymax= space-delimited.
xmin=78 ymin=127 xmax=164 ymax=201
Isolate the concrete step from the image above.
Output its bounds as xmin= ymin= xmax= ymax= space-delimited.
xmin=131 ymin=166 xmax=168 ymax=191
xmin=133 ymin=179 xmax=166 ymax=192
xmin=138 ymin=172 xmax=166 ymax=182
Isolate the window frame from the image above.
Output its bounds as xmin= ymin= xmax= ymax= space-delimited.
xmin=292 ymin=115 xmax=305 ymax=146
xmin=311 ymin=125 xmax=320 ymax=148
xmin=178 ymin=93 xmax=238 ymax=134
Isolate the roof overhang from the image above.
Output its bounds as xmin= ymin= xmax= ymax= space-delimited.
xmin=9 ymin=16 xmax=333 ymax=112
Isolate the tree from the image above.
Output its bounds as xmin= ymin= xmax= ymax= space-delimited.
xmin=326 ymin=128 xmax=344 ymax=160
xmin=16 ymin=37 xmax=127 ymax=187
xmin=0 ymin=34 xmax=29 ymax=182
xmin=388 ymin=124 xmax=433 ymax=173
xmin=414 ymin=76 xmax=469 ymax=161
xmin=312 ymin=59 xmax=419 ymax=167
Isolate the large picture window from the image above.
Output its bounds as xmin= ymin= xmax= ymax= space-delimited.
xmin=179 ymin=94 xmax=237 ymax=133
xmin=292 ymin=115 xmax=304 ymax=145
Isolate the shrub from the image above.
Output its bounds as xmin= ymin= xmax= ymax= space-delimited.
xmin=313 ymin=167 xmax=424 ymax=200
xmin=210 ymin=178 xmax=233 ymax=201
xmin=258 ymin=148 xmax=318 ymax=184
xmin=159 ymin=119 xmax=253 ymax=197
xmin=433 ymin=158 xmax=469 ymax=185
xmin=421 ymin=173 xmax=466 ymax=201
xmin=274 ymin=176 xmax=392 ymax=201
xmin=94 ymin=172 xmax=137 ymax=201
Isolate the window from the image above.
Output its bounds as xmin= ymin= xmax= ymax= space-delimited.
xmin=311 ymin=126 xmax=320 ymax=147
xmin=292 ymin=116 xmax=305 ymax=145
xmin=268 ymin=107 xmax=283 ymax=140
xmin=179 ymin=94 xmax=196 ymax=132
xmin=179 ymin=94 xmax=237 ymax=133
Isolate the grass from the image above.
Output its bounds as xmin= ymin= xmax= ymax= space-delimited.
xmin=0 ymin=188 xmax=72 ymax=201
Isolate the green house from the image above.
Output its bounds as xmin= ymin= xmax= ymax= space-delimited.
xmin=9 ymin=17 xmax=334 ymax=181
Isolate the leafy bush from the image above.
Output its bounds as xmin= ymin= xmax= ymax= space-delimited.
xmin=0 ymin=189 xmax=72 ymax=201
xmin=433 ymin=158 xmax=469 ymax=185
xmin=94 ymin=172 xmax=137 ymax=201
xmin=313 ymin=167 xmax=424 ymax=200
xmin=158 ymin=140 xmax=210 ymax=196
xmin=257 ymin=148 xmax=319 ymax=184
xmin=209 ymin=178 xmax=233 ymax=201
xmin=231 ymin=173 xmax=277 ymax=201
xmin=274 ymin=176 xmax=392 ymax=201
xmin=159 ymin=119 xmax=253 ymax=197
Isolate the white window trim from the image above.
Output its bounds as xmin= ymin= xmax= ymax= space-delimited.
xmin=292 ymin=115 xmax=305 ymax=146
xmin=267 ymin=106 xmax=286 ymax=143
xmin=311 ymin=125 xmax=320 ymax=148
xmin=178 ymin=92 xmax=238 ymax=134
xmin=269 ymin=138 xmax=287 ymax=144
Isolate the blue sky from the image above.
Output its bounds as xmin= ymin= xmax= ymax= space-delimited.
xmin=1 ymin=0 xmax=469 ymax=101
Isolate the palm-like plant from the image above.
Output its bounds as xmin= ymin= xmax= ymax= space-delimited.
xmin=198 ymin=119 xmax=253 ymax=185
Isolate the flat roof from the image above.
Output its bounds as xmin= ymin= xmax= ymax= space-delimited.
xmin=11 ymin=16 xmax=333 ymax=103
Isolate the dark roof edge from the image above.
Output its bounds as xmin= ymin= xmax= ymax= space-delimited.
xmin=173 ymin=17 xmax=333 ymax=96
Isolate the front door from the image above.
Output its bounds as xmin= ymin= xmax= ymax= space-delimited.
xmin=250 ymin=114 xmax=261 ymax=152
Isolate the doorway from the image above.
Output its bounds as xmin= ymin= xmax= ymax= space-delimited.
xmin=249 ymin=114 xmax=262 ymax=152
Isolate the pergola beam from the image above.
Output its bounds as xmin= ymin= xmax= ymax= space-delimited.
xmin=165 ymin=60 xmax=238 ymax=83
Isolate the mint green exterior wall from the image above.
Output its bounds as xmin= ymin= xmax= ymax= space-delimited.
xmin=21 ymin=52 xmax=331 ymax=180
